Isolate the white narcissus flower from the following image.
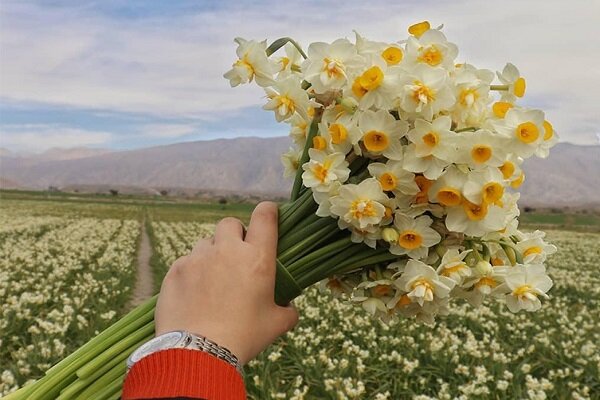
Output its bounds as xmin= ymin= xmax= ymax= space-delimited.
xmin=436 ymin=248 xmax=472 ymax=284
xmin=357 ymin=109 xmax=408 ymax=160
xmin=515 ymin=230 xmax=557 ymax=264
xmin=223 ymin=38 xmax=276 ymax=87
xmin=459 ymin=261 xmax=507 ymax=307
xmin=496 ymin=63 xmax=526 ymax=102
xmin=390 ymin=213 xmax=441 ymax=259
xmin=451 ymin=64 xmax=494 ymax=128
xmin=288 ymin=113 xmax=310 ymax=148
xmin=368 ymin=160 xmax=419 ymax=196
xmin=463 ymin=167 xmax=506 ymax=206
xmin=350 ymin=225 xmax=381 ymax=248
xmin=535 ymin=119 xmax=559 ymax=158
xmin=503 ymin=264 xmax=553 ymax=312
xmin=497 ymin=154 xmax=523 ymax=182
xmin=275 ymin=42 xmax=303 ymax=77
xmin=263 ymin=77 xmax=315 ymax=122
xmin=394 ymin=259 xmax=455 ymax=306
xmin=428 ymin=166 xmax=468 ymax=208
xmin=445 ymin=199 xmax=507 ymax=237
xmin=404 ymin=116 xmax=457 ymax=179
xmin=354 ymin=31 xmax=404 ymax=67
xmin=280 ymin=147 xmax=302 ymax=178
xmin=330 ymin=178 xmax=389 ymax=230
xmin=492 ymin=108 xmax=545 ymax=158
xmin=405 ymin=28 xmax=458 ymax=70
xmin=458 ymin=129 xmax=508 ymax=169
xmin=313 ymin=181 xmax=342 ymax=218
xmin=301 ymin=149 xmax=350 ymax=192
xmin=301 ymin=38 xmax=364 ymax=94
xmin=318 ymin=113 xmax=361 ymax=155
xmin=398 ymin=65 xmax=455 ymax=120
xmin=348 ymin=56 xmax=401 ymax=110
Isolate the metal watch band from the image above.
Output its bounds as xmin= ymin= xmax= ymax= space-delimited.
xmin=190 ymin=333 xmax=244 ymax=375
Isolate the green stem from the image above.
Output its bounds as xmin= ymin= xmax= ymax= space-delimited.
xmin=73 ymin=359 xmax=127 ymax=400
xmin=278 ymin=215 xmax=333 ymax=253
xmin=278 ymin=223 xmax=340 ymax=265
xmin=279 ymin=191 xmax=317 ymax=238
xmin=76 ymin=322 xmax=154 ymax=380
xmin=290 ymin=117 xmax=321 ymax=201
xmin=265 ymin=37 xmax=307 ymax=59
xmin=287 ymin=236 xmax=353 ymax=274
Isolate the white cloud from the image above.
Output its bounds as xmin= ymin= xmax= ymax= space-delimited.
xmin=1 ymin=0 xmax=599 ymax=144
xmin=137 ymin=123 xmax=198 ymax=139
xmin=0 ymin=124 xmax=113 ymax=152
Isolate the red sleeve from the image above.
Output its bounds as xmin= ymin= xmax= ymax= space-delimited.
xmin=122 ymin=348 xmax=246 ymax=400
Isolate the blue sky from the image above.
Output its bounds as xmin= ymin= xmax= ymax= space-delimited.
xmin=1 ymin=0 xmax=599 ymax=152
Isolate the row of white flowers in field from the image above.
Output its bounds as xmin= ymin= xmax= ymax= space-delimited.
xmin=0 ymin=216 xmax=140 ymax=396
xmin=245 ymin=230 xmax=599 ymax=400
xmin=150 ymin=221 xmax=215 ymax=268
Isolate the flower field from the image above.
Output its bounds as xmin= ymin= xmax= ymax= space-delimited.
xmin=0 ymin=194 xmax=598 ymax=398
xmin=0 ymin=203 xmax=140 ymax=395
xmin=148 ymin=222 xmax=599 ymax=399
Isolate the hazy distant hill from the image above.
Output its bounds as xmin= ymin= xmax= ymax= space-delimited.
xmin=0 ymin=138 xmax=598 ymax=207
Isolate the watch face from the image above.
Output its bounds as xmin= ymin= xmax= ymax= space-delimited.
xmin=130 ymin=331 xmax=186 ymax=364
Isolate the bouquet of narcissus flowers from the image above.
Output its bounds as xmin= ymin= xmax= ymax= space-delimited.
xmin=224 ymin=20 xmax=557 ymax=323
xmin=8 ymin=21 xmax=557 ymax=400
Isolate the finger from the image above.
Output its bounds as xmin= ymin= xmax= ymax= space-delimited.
xmin=244 ymin=202 xmax=278 ymax=260
xmin=272 ymin=303 xmax=299 ymax=336
xmin=191 ymin=238 xmax=213 ymax=255
xmin=214 ymin=217 xmax=245 ymax=243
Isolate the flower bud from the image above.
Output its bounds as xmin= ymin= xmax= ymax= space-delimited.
xmin=382 ymin=227 xmax=400 ymax=243
xmin=339 ymin=97 xmax=358 ymax=115
xmin=475 ymin=260 xmax=493 ymax=275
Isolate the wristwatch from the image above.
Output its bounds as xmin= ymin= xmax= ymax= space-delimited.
xmin=126 ymin=330 xmax=243 ymax=374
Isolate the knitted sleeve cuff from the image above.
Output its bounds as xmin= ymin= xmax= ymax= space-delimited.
xmin=122 ymin=348 xmax=246 ymax=400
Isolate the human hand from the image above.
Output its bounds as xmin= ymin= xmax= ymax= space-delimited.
xmin=154 ymin=201 xmax=299 ymax=365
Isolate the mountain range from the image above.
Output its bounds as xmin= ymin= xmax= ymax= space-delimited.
xmin=1 ymin=139 xmax=598 ymax=208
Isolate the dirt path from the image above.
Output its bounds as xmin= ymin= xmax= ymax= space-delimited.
xmin=128 ymin=220 xmax=154 ymax=309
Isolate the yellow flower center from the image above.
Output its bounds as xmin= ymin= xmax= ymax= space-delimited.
xmin=476 ymin=277 xmax=497 ymax=289
xmin=462 ymin=200 xmax=488 ymax=221
xmin=398 ymin=230 xmax=424 ymax=249
xmin=234 ymin=55 xmax=255 ymax=77
xmin=513 ymin=77 xmax=526 ymax=97
xmin=326 ymin=278 xmax=342 ymax=290
xmin=471 ymin=145 xmax=492 ymax=163
xmin=396 ymin=294 xmax=412 ymax=308
xmin=482 ymin=182 xmax=504 ymax=204
xmin=312 ymin=136 xmax=327 ymax=150
xmin=379 ymin=172 xmax=397 ymax=191
xmin=384 ymin=206 xmax=393 ymax=219
xmin=359 ymin=66 xmax=384 ymax=91
xmin=279 ymin=57 xmax=290 ymax=70
xmin=491 ymin=257 xmax=504 ymax=266
xmin=323 ymin=58 xmax=345 ymax=79
xmin=543 ymin=120 xmax=554 ymax=141
xmin=382 ymin=47 xmax=403 ymax=65
xmin=350 ymin=199 xmax=378 ymax=220
xmin=311 ymin=160 xmax=332 ymax=183
xmin=352 ymin=77 xmax=368 ymax=98
xmin=363 ymin=130 xmax=390 ymax=152
xmin=437 ymin=187 xmax=462 ymax=207
xmin=411 ymin=278 xmax=433 ymax=291
xmin=408 ymin=21 xmax=430 ymax=37
xmin=418 ymin=45 xmax=443 ymax=66
xmin=516 ymin=122 xmax=540 ymax=144
xmin=459 ymin=88 xmax=479 ymax=107
xmin=372 ymin=285 xmax=393 ymax=297
xmin=441 ymin=263 xmax=467 ymax=276
xmin=511 ymin=172 xmax=525 ymax=188
xmin=422 ymin=131 xmax=439 ymax=147
xmin=513 ymin=284 xmax=535 ymax=297
xmin=492 ymin=102 xmax=514 ymax=118
xmin=499 ymin=161 xmax=515 ymax=180
xmin=415 ymin=175 xmax=433 ymax=204
xmin=523 ymin=246 xmax=542 ymax=258
xmin=329 ymin=123 xmax=348 ymax=144
xmin=411 ymin=81 xmax=435 ymax=104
